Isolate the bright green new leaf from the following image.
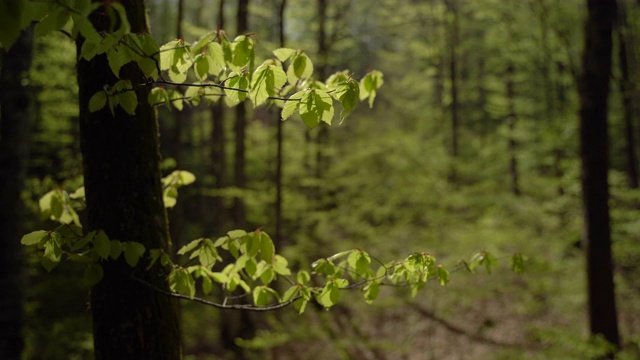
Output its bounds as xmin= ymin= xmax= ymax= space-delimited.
xmin=83 ymin=263 xmax=104 ymax=287
xmin=72 ymin=14 xmax=100 ymax=44
xmin=210 ymin=272 xmax=228 ymax=284
xmin=359 ymin=70 xmax=384 ymax=108
xmin=364 ymin=282 xmax=379 ymax=304
xmin=148 ymin=87 xmax=169 ymax=107
xmin=297 ymin=270 xmax=311 ymax=284
xmin=260 ymin=266 xmax=275 ymax=285
xmin=93 ymin=230 xmax=111 ymax=259
xmin=250 ymin=62 xmax=287 ymax=107
xmin=227 ymin=229 xmax=247 ymax=239
xmin=178 ymin=238 xmax=201 ymax=256
xmin=281 ymin=90 xmax=305 ymax=120
xmin=298 ymin=89 xmax=334 ymax=128
xmin=231 ymin=35 xmax=254 ymax=70
xmin=224 ymin=73 xmax=249 ymax=106
xmin=123 ymin=241 xmax=146 ymax=267
xmin=169 ymin=268 xmax=196 ymax=299
xmin=253 ymin=286 xmax=270 ymax=306
xmin=260 ymin=232 xmax=275 ymax=263
xmin=21 ymin=230 xmax=48 ymax=246
xmin=273 ymin=48 xmax=296 ymax=62
xmin=117 ymin=90 xmax=138 ymax=115
xmin=273 ymin=255 xmax=291 ymax=275
xmin=168 ymin=89 xmax=183 ymax=111
xmin=198 ymin=240 xmax=218 ymax=268
xmin=437 ymin=265 xmax=449 ymax=286
xmin=316 ymin=282 xmax=335 ymax=308
xmin=333 ymin=80 xmax=360 ymax=123
xmin=294 ymin=298 xmax=308 ymax=314
xmin=202 ymin=275 xmax=213 ymax=295
xmin=194 ymin=53 xmax=210 ymax=81
xmin=287 ymin=53 xmax=313 ymax=85
xmin=159 ymin=40 xmax=180 ymax=71
xmin=282 ymin=285 xmax=300 ymax=302
xmin=191 ymin=30 xmax=216 ymax=55
xmin=207 ymin=42 xmax=225 ymax=76
xmin=245 ymin=257 xmax=257 ymax=277
xmin=42 ymin=236 xmax=62 ymax=272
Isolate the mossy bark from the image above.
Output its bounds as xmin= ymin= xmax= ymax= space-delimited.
xmin=77 ymin=1 xmax=181 ymax=358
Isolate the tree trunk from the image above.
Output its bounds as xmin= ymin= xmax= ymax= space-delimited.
xmin=617 ymin=3 xmax=638 ymax=189
xmin=0 ymin=26 xmax=34 ymax=360
xmin=274 ymin=0 xmax=287 ymax=246
xmin=445 ymin=0 xmax=459 ymax=159
xmin=211 ymin=0 xmax=227 ymax=234
xmin=78 ymin=1 xmax=181 ymax=358
xmin=232 ymin=0 xmax=249 ymax=230
xmin=505 ymin=63 xmax=520 ymax=196
xmin=579 ymin=0 xmax=620 ymax=354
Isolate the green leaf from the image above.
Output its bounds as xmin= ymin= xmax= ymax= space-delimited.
xmin=202 ymin=275 xmax=213 ymax=295
xmin=287 ymin=53 xmax=313 ymax=84
xmin=510 ymin=253 xmax=525 ymax=274
xmin=169 ymin=268 xmax=196 ymax=299
xmin=294 ymin=298 xmax=308 ymax=314
xmin=273 ymin=48 xmax=296 ymax=62
xmin=109 ymin=240 xmax=123 ymax=260
xmin=253 ymin=286 xmax=270 ymax=306
xmin=191 ymin=30 xmax=216 ymax=55
xmin=231 ymin=35 xmax=254 ymax=71
xmin=72 ymin=231 xmax=95 ymax=251
xmin=194 ymin=53 xmax=210 ymax=81
xmin=333 ymin=80 xmax=360 ymax=123
xmin=224 ymin=73 xmax=250 ymax=106
xmin=364 ymin=282 xmax=379 ymax=304
xmin=21 ymin=230 xmax=48 ymax=246
xmin=282 ymin=285 xmax=300 ymax=302
xmin=227 ymin=229 xmax=247 ymax=239
xmin=250 ymin=62 xmax=287 ymax=107
xmin=437 ymin=265 xmax=449 ymax=286
xmin=273 ymin=255 xmax=291 ymax=275
xmin=299 ymin=89 xmax=334 ymax=128
xmin=359 ymin=70 xmax=384 ymax=108
xmin=123 ymin=242 xmax=146 ymax=267
xmin=297 ymin=270 xmax=311 ymax=284
xmin=260 ymin=266 xmax=275 ymax=285
xmin=42 ymin=236 xmax=62 ymax=272
xmin=83 ymin=263 xmax=104 ymax=287
xmin=35 ymin=7 xmax=69 ymax=37
xmin=73 ymin=14 xmax=101 ymax=44
xmin=281 ymin=90 xmax=305 ymax=120
xmin=178 ymin=238 xmax=202 ymax=256
xmin=149 ymin=87 xmax=169 ymax=107
xmin=117 ymin=90 xmax=137 ymax=115
xmin=0 ymin=1 xmax=23 ymax=49
xmin=245 ymin=257 xmax=257 ymax=277
xmin=93 ymin=230 xmax=111 ymax=259
xmin=260 ymin=232 xmax=275 ymax=263
xmin=207 ymin=42 xmax=225 ymax=76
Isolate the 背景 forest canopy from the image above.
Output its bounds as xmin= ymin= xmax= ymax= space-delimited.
xmin=4 ymin=0 xmax=523 ymax=313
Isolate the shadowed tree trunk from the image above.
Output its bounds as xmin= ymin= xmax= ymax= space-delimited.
xmin=77 ymin=1 xmax=181 ymax=358
xmin=274 ymin=0 xmax=287 ymax=246
xmin=578 ymin=0 xmax=620 ymax=355
xmin=617 ymin=2 xmax=638 ymax=189
xmin=444 ymin=0 xmax=459 ymax=160
xmin=211 ymin=0 xmax=227 ymax=234
xmin=505 ymin=63 xmax=521 ymax=196
xmin=0 ymin=25 xmax=34 ymax=360
xmin=232 ymin=0 xmax=249 ymax=230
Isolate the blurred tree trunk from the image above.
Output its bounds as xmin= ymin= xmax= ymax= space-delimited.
xmin=232 ymin=0 xmax=248 ymax=230
xmin=274 ymin=0 xmax=287 ymax=246
xmin=617 ymin=2 xmax=638 ymax=189
xmin=211 ymin=0 xmax=227 ymax=234
xmin=505 ymin=63 xmax=520 ymax=196
xmin=578 ymin=0 xmax=620 ymax=354
xmin=444 ymin=0 xmax=459 ymax=160
xmin=222 ymin=3 xmax=254 ymax=358
xmin=78 ymin=1 xmax=181 ymax=358
xmin=0 ymin=25 xmax=34 ymax=360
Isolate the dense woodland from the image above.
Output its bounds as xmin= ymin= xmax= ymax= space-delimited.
xmin=1 ymin=0 xmax=640 ymax=359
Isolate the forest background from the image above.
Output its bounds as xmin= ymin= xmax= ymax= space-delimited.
xmin=1 ymin=0 xmax=639 ymax=359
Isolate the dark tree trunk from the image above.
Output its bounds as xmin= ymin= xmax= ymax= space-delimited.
xmin=444 ymin=0 xmax=459 ymax=159
xmin=315 ymin=0 xmax=331 ymax=212
xmin=617 ymin=3 xmax=638 ymax=189
xmin=78 ymin=1 xmax=181 ymax=358
xmin=274 ymin=0 xmax=287 ymax=245
xmin=506 ymin=64 xmax=520 ymax=196
xmin=211 ymin=0 xmax=227 ymax=234
xmin=232 ymin=0 xmax=249 ymax=230
xmin=579 ymin=0 xmax=620 ymax=354
xmin=0 ymin=26 xmax=34 ymax=360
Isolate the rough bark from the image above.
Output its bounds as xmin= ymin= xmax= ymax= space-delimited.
xmin=0 ymin=26 xmax=34 ymax=360
xmin=77 ymin=1 xmax=181 ymax=358
xmin=578 ymin=0 xmax=620 ymax=353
